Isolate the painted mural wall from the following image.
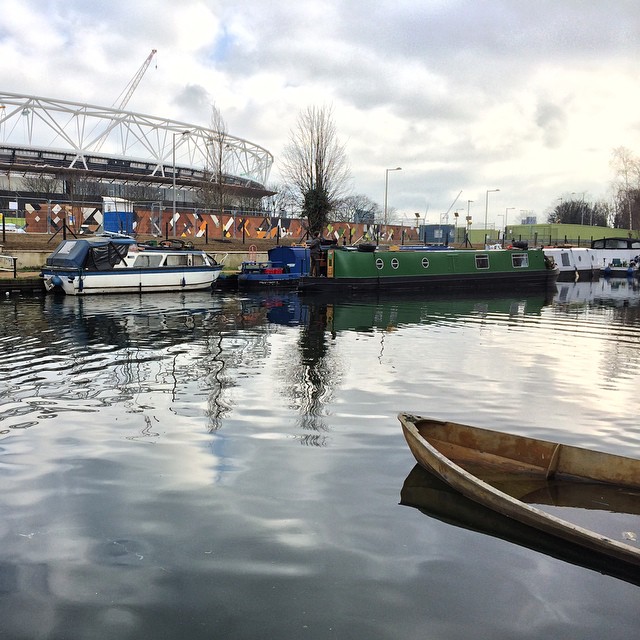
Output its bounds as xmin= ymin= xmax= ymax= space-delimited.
xmin=19 ymin=201 xmax=424 ymax=245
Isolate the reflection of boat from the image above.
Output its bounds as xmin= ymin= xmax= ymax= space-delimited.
xmin=400 ymin=464 xmax=640 ymax=587
xmin=43 ymin=290 xmax=228 ymax=347
xmin=238 ymin=246 xmax=310 ymax=289
xmin=399 ymin=413 xmax=640 ymax=567
xmin=553 ymin=278 xmax=640 ymax=308
xmin=255 ymin=291 xmax=552 ymax=332
xmin=298 ymin=247 xmax=558 ymax=294
xmin=542 ymin=247 xmax=600 ymax=281
xmin=591 ymin=237 xmax=640 ymax=278
xmin=40 ymin=235 xmax=223 ymax=295
xmin=315 ymin=292 xmax=550 ymax=333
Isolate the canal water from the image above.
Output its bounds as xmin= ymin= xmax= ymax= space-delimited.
xmin=0 ymin=278 xmax=639 ymax=639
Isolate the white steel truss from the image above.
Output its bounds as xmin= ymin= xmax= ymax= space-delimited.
xmin=0 ymin=91 xmax=273 ymax=187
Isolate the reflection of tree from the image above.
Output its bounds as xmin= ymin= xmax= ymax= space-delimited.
xmin=284 ymin=301 xmax=341 ymax=444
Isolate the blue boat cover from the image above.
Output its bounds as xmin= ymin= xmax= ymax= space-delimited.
xmin=45 ymin=238 xmax=135 ymax=270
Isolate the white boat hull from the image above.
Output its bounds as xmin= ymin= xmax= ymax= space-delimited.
xmin=42 ymin=266 xmax=222 ymax=295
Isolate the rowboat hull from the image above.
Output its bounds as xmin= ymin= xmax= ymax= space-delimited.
xmin=398 ymin=413 xmax=640 ymax=566
xmin=400 ymin=464 xmax=640 ymax=586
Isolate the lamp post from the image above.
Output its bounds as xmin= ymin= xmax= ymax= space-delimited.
xmin=484 ymin=188 xmax=500 ymax=244
xmin=383 ymin=167 xmax=402 ymax=226
xmin=172 ymin=130 xmax=192 ymax=233
xmin=504 ymin=206 xmax=515 ymax=242
xmin=465 ymin=200 xmax=473 ymax=246
xmin=572 ymin=191 xmax=586 ymax=225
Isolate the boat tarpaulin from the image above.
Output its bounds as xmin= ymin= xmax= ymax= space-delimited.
xmin=45 ymin=238 xmax=133 ymax=270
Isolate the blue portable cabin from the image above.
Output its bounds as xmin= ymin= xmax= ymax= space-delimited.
xmin=238 ymin=245 xmax=311 ymax=288
xmin=267 ymin=245 xmax=310 ymax=275
xmin=104 ymin=211 xmax=135 ymax=235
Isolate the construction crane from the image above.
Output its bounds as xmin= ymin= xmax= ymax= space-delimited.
xmin=112 ymin=49 xmax=157 ymax=112
xmin=86 ymin=49 xmax=158 ymax=153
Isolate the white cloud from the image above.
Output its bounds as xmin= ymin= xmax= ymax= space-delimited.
xmin=2 ymin=0 xmax=640 ymax=223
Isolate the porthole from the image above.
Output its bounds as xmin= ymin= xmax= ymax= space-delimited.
xmin=391 ymin=258 xmax=399 ymax=269
xmin=375 ymin=258 xmax=384 ymax=270
xmin=421 ymin=257 xmax=430 ymax=269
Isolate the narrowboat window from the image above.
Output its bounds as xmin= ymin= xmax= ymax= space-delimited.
xmin=511 ymin=253 xmax=529 ymax=268
xmin=166 ymin=255 xmax=189 ymax=266
xmin=133 ymin=254 xmax=163 ymax=267
xmin=475 ymin=254 xmax=489 ymax=269
xmin=560 ymin=253 xmax=571 ymax=266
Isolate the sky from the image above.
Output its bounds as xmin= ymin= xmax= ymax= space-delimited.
xmin=2 ymin=0 xmax=640 ymax=228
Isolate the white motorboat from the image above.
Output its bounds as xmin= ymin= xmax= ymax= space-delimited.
xmin=41 ymin=235 xmax=224 ymax=295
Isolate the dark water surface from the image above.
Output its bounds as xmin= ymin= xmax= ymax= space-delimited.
xmin=1 ymin=279 xmax=639 ymax=639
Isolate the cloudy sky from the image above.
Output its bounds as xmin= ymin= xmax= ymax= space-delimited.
xmin=2 ymin=0 xmax=640 ymax=227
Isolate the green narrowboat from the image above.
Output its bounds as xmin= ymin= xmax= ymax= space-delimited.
xmin=298 ymin=246 xmax=558 ymax=294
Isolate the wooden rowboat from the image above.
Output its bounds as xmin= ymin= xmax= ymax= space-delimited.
xmin=400 ymin=465 xmax=640 ymax=586
xmin=398 ymin=413 xmax=640 ymax=567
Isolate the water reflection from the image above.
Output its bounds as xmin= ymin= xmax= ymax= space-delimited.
xmin=3 ymin=282 xmax=638 ymax=441
xmin=554 ymin=278 xmax=640 ymax=309
xmin=0 ymin=292 xmax=288 ymax=433
xmin=400 ymin=464 xmax=640 ymax=588
xmin=2 ymin=283 xmax=640 ymax=638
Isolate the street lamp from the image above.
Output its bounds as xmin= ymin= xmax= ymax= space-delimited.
xmin=484 ymin=188 xmax=500 ymax=242
xmin=572 ymin=191 xmax=586 ymax=225
xmin=383 ymin=167 xmax=402 ymax=225
xmin=172 ymin=130 xmax=193 ymax=231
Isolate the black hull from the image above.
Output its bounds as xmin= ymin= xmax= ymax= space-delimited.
xmin=555 ymin=268 xmax=601 ymax=282
xmin=238 ymin=277 xmax=301 ymax=290
xmin=298 ymin=270 xmax=558 ymax=294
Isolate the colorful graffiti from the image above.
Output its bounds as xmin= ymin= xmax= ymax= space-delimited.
xmin=18 ymin=201 xmax=424 ymax=245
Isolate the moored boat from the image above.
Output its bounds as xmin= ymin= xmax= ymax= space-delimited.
xmin=298 ymin=246 xmax=558 ymax=294
xmin=542 ymin=246 xmax=600 ymax=281
xmin=398 ymin=413 xmax=640 ymax=566
xmin=590 ymin=237 xmax=640 ymax=278
xmin=40 ymin=235 xmax=224 ymax=295
xmin=238 ymin=245 xmax=310 ymax=289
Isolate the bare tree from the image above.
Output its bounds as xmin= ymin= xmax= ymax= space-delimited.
xmin=610 ymin=146 xmax=640 ymax=230
xmin=334 ymin=193 xmax=380 ymax=223
xmin=263 ymin=182 xmax=299 ymax=218
xmin=547 ymin=196 xmax=609 ymax=227
xmin=280 ymin=105 xmax=351 ymax=234
xmin=20 ymin=174 xmax=61 ymax=196
xmin=196 ymin=105 xmax=229 ymax=216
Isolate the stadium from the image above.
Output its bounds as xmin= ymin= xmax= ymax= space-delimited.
xmin=0 ymin=84 xmax=281 ymax=240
